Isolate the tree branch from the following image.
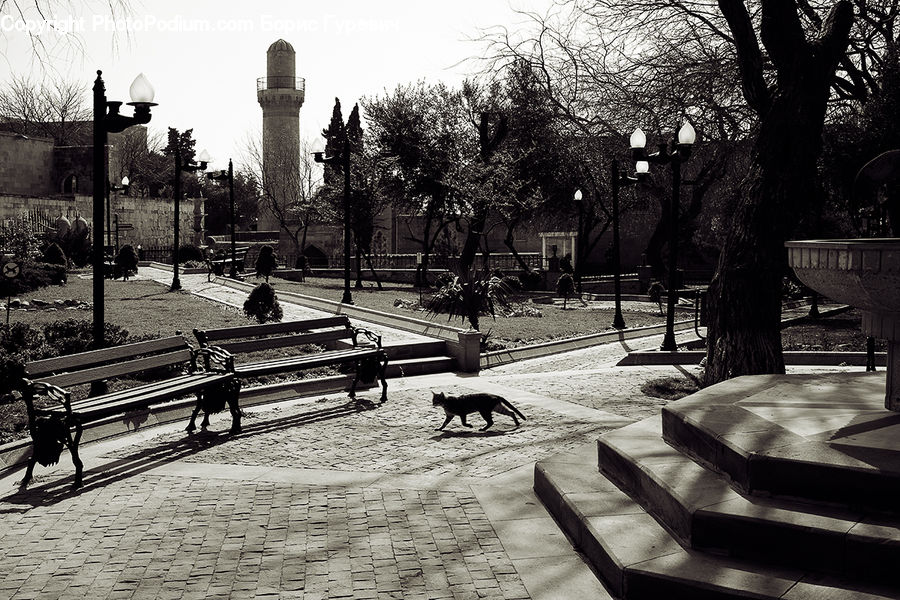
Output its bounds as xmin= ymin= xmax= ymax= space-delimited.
xmin=717 ymin=0 xmax=771 ymax=114
xmin=816 ymin=0 xmax=855 ymax=73
xmin=760 ymin=0 xmax=808 ymax=71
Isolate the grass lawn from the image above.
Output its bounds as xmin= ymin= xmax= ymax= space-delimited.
xmin=782 ymin=309 xmax=885 ymax=352
xmin=270 ymin=275 xmax=695 ymax=349
xmin=6 ymin=271 xmax=248 ymax=338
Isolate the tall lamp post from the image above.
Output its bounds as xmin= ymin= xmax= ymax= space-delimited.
xmin=93 ymin=71 xmax=155 ymax=349
xmin=630 ymin=121 xmax=696 ymax=351
xmin=573 ymin=189 xmax=585 ymax=294
xmin=171 ymin=148 xmax=209 ymax=291
xmin=107 ymin=175 xmax=129 ymax=250
xmin=313 ymin=139 xmax=353 ymax=305
xmin=610 ymin=159 xmax=649 ymax=329
xmin=208 ymin=159 xmax=238 ymax=279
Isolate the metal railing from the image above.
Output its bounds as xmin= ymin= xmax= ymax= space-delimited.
xmin=278 ymin=252 xmax=544 ymax=272
xmin=256 ymin=76 xmax=306 ymax=92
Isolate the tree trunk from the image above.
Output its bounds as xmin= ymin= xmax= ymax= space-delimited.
xmin=459 ymin=208 xmax=487 ymax=275
xmin=704 ymin=70 xmax=842 ymax=384
xmin=705 ymin=0 xmax=853 ymax=386
xmin=503 ymin=221 xmax=531 ymax=272
xmin=364 ymin=250 xmax=383 ymax=289
xmin=355 ymin=242 xmax=363 ymax=288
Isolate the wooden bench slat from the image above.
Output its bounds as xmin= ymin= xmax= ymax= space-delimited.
xmin=196 ymin=316 xmax=351 ymax=343
xmin=26 ymin=336 xmax=189 ymax=378
xmin=65 ymin=373 xmax=203 ymax=411
xmin=234 ymin=348 xmax=378 ymax=377
xmin=38 ymin=349 xmax=194 ymax=389
xmin=60 ymin=373 xmax=233 ymax=420
xmin=215 ymin=329 xmax=353 ymax=355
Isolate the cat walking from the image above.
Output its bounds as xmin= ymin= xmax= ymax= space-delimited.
xmin=432 ymin=391 xmax=526 ymax=431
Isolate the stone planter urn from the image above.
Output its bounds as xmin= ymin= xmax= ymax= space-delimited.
xmin=786 ymin=238 xmax=900 ymax=410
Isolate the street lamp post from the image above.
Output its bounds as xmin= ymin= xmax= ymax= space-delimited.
xmin=630 ymin=121 xmax=695 ymax=351
xmin=107 ymin=175 xmax=129 ymax=250
xmin=573 ymin=189 xmax=585 ymax=295
xmin=208 ymin=159 xmax=238 ymax=279
xmin=610 ymin=159 xmax=648 ymax=329
xmin=92 ymin=71 xmax=155 ymax=349
xmin=313 ymin=139 xmax=353 ymax=305
xmin=171 ymin=148 xmax=209 ymax=291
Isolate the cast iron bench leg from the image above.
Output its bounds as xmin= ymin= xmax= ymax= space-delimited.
xmin=70 ymin=421 xmax=84 ymax=489
xmin=349 ymin=360 xmax=361 ymax=400
xmin=378 ymin=354 xmax=389 ymax=403
xmin=20 ymin=454 xmax=37 ymax=488
xmin=228 ymin=379 xmax=242 ymax=434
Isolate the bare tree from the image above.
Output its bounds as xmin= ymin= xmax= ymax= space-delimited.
xmin=243 ymin=132 xmax=321 ymax=268
xmin=1 ymin=0 xmax=132 ymax=67
xmin=480 ymin=7 xmax=746 ymax=284
xmin=0 ymin=74 xmax=90 ymax=143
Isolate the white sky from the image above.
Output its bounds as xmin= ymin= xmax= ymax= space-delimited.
xmin=0 ymin=0 xmax=548 ymax=171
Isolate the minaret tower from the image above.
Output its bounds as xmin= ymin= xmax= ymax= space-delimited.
xmin=257 ymin=39 xmax=305 ymax=232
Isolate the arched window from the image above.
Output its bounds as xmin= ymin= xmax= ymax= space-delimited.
xmin=62 ymin=174 xmax=77 ymax=194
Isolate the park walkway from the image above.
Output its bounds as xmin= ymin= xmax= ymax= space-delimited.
xmin=0 ymin=271 xmax=851 ymax=599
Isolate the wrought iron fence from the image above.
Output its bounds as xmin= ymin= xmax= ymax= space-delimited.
xmin=278 ymin=252 xmax=543 ymax=273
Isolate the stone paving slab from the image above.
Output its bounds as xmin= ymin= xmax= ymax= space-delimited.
xmin=3 ymin=351 xmax=681 ymax=600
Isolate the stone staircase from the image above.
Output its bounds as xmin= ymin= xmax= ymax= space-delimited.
xmin=382 ymin=339 xmax=457 ymax=378
xmin=534 ymin=374 xmax=900 ymax=599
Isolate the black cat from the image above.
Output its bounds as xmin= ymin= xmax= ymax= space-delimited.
xmin=432 ymin=391 xmax=526 ymax=431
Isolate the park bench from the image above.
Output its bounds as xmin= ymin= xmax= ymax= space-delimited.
xmin=193 ymin=315 xmax=389 ymax=402
xmin=18 ymin=335 xmax=240 ymax=489
xmin=206 ymin=247 xmax=248 ymax=281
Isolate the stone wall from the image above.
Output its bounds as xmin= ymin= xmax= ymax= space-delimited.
xmin=0 ymin=132 xmax=55 ymax=196
xmin=0 ymin=194 xmax=204 ymax=250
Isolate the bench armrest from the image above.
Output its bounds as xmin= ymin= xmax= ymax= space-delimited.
xmin=352 ymin=327 xmax=382 ymax=349
xmin=21 ymin=378 xmax=73 ymax=415
xmin=196 ymin=345 xmax=235 ymax=373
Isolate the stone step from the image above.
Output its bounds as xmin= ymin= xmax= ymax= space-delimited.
xmin=659 ymin=374 xmax=900 ymax=514
xmin=385 ymin=355 xmax=456 ymax=378
xmin=382 ymin=339 xmax=448 ymax=361
xmin=534 ymin=446 xmax=900 ymax=600
xmin=598 ymin=417 xmax=900 ymax=585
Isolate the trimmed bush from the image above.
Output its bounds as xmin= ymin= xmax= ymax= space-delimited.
xmin=255 ymin=245 xmax=278 ymax=283
xmin=647 ymin=281 xmax=665 ymax=315
xmin=114 ymin=245 xmax=139 ymax=280
xmin=0 ymin=319 xmax=128 ymax=394
xmin=243 ymin=282 xmax=283 ymax=323
xmin=42 ymin=319 xmax=129 ymax=356
xmin=42 ymin=243 xmax=67 ymax=267
xmin=556 ymin=272 xmax=575 ymax=308
xmin=0 ymin=261 xmax=66 ymax=297
xmin=177 ymin=244 xmax=205 ymax=264
xmin=518 ymin=269 xmax=544 ymax=291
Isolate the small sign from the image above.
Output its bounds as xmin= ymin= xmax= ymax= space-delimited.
xmin=2 ymin=262 xmax=20 ymax=279
xmin=118 ymin=223 xmax=134 ymax=231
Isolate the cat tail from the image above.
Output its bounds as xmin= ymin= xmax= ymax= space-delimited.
xmin=502 ymin=399 xmax=526 ymax=421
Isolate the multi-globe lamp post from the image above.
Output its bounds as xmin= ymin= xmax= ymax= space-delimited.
xmin=630 ymin=121 xmax=696 ymax=351
xmin=92 ymin=71 xmax=155 ymax=349
xmin=171 ymin=148 xmax=210 ymax=291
